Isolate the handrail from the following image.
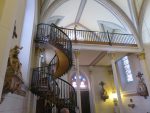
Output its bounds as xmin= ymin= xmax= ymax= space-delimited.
xmin=59 ymin=26 xmax=133 ymax=35
xmin=59 ymin=27 xmax=137 ymax=46
xmin=35 ymin=23 xmax=72 ymax=67
xmin=31 ymin=68 xmax=60 ymax=97
xmin=31 ymin=23 xmax=76 ymax=112
xmin=57 ymin=77 xmax=77 ymax=104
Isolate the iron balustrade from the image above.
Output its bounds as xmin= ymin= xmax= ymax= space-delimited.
xmin=35 ymin=23 xmax=72 ymax=67
xmin=31 ymin=67 xmax=77 ymax=112
xmin=31 ymin=67 xmax=60 ymax=97
xmin=59 ymin=27 xmax=137 ymax=46
xmin=55 ymin=77 xmax=77 ymax=110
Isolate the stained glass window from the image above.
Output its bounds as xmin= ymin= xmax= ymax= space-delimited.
xmin=122 ymin=56 xmax=133 ymax=82
xmin=71 ymin=72 xmax=88 ymax=89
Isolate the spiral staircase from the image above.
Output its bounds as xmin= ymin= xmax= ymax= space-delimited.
xmin=31 ymin=24 xmax=77 ymax=113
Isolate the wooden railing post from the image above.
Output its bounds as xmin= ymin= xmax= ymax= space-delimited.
xmin=74 ymin=25 xmax=77 ymax=42
xmin=107 ymin=31 xmax=112 ymax=46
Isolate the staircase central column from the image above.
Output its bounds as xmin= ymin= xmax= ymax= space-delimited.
xmin=74 ymin=50 xmax=82 ymax=113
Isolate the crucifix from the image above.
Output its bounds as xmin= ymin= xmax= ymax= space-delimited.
xmin=12 ymin=21 xmax=17 ymax=39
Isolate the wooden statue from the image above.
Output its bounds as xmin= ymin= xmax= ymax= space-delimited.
xmin=2 ymin=45 xmax=24 ymax=99
xmin=99 ymin=81 xmax=109 ymax=101
xmin=136 ymin=72 xmax=149 ymax=98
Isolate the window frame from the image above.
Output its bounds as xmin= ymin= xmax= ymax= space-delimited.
xmin=122 ymin=56 xmax=134 ymax=82
xmin=71 ymin=72 xmax=88 ymax=90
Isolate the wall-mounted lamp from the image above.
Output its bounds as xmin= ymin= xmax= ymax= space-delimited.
xmin=110 ymin=91 xmax=118 ymax=106
xmin=112 ymin=91 xmax=118 ymax=106
xmin=99 ymin=81 xmax=109 ymax=102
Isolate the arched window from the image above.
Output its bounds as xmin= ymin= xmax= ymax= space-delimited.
xmin=71 ymin=72 xmax=88 ymax=89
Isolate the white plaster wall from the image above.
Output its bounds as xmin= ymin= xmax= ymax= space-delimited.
xmin=122 ymin=96 xmax=150 ymax=113
xmin=0 ymin=0 xmax=20 ymax=99
xmin=0 ymin=0 xmax=38 ymax=113
xmin=117 ymin=54 xmax=141 ymax=92
xmin=0 ymin=93 xmax=28 ymax=113
xmin=0 ymin=1 xmax=5 ymax=20
xmin=116 ymin=0 xmax=150 ymax=112
xmin=89 ymin=66 xmax=115 ymax=113
xmin=117 ymin=54 xmax=150 ymax=113
xmin=142 ymin=0 xmax=150 ymax=74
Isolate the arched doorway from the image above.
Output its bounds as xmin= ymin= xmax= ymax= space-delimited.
xmin=71 ymin=71 xmax=91 ymax=113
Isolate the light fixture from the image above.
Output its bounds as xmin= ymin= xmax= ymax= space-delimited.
xmin=112 ymin=91 xmax=118 ymax=106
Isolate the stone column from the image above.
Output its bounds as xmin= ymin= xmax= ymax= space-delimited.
xmin=111 ymin=54 xmax=124 ymax=113
xmin=138 ymin=52 xmax=150 ymax=95
xmin=74 ymin=50 xmax=82 ymax=113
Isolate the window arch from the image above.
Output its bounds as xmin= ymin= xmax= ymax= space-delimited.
xmin=71 ymin=71 xmax=88 ymax=90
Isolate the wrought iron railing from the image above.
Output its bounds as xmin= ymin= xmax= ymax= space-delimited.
xmin=35 ymin=23 xmax=72 ymax=67
xmin=31 ymin=67 xmax=77 ymax=112
xmin=55 ymin=77 xmax=77 ymax=110
xmin=59 ymin=27 xmax=137 ymax=46
xmin=31 ymin=67 xmax=60 ymax=97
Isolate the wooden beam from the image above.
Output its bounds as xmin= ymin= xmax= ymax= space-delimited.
xmin=75 ymin=0 xmax=87 ymax=24
xmin=72 ymin=43 xmax=142 ymax=53
xmin=90 ymin=51 xmax=107 ymax=65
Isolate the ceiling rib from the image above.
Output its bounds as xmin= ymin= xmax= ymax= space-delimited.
xmin=90 ymin=52 xmax=107 ymax=66
xmin=75 ymin=0 xmax=87 ymax=24
xmin=40 ymin=0 xmax=50 ymax=17
xmin=127 ymin=0 xmax=139 ymax=31
xmin=139 ymin=0 xmax=148 ymax=36
xmin=41 ymin=0 xmax=69 ymax=22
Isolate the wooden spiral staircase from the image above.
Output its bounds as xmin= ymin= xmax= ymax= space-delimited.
xmin=31 ymin=24 xmax=77 ymax=113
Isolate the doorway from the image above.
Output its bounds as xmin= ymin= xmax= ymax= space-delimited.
xmin=81 ymin=90 xmax=91 ymax=113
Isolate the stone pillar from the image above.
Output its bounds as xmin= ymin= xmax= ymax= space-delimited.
xmin=111 ymin=54 xmax=124 ymax=113
xmin=138 ymin=52 xmax=150 ymax=95
xmin=74 ymin=50 xmax=82 ymax=113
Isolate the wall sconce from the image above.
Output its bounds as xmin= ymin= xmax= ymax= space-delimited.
xmin=112 ymin=91 xmax=118 ymax=106
xmin=99 ymin=81 xmax=109 ymax=102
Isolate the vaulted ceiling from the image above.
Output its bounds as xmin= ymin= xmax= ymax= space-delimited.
xmin=39 ymin=0 xmax=144 ymax=66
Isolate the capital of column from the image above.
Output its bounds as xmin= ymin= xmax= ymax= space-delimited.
xmin=108 ymin=53 xmax=117 ymax=61
xmin=138 ymin=52 xmax=145 ymax=60
xmin=74 ymin=49 xmax=80 ymax=58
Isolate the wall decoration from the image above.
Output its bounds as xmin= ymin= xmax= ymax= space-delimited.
xmin=1 ymin=45 xmax=26 ymax=103
xmin=99 ymin=81 xmax=109 ymax=101
xmin=136 ymin=72 xmax=148 ymax=99
xmin=12 ymin=21 xmax=17 ymax=39
xmin=128 ymin=99 xmax=135 ymax=109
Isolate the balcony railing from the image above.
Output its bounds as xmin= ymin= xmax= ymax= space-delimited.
xmin=59 ymin=27 xmax=137 ymax=47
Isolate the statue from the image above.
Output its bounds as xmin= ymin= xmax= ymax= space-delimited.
xmin=136 ymin=72 xmax=148 ymax=99
xmin=99 ymin=81 xmax=109 ymax=101
xmin=1 ymin=45 xmax=25 ymax=103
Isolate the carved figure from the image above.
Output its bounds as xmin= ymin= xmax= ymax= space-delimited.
xmin=99 ymin=81 xmax=109 ymax=101
xmin=136 ymin=72 xmax=148 ymax=98
xmin=2 ymin=46 xmax=23 ymax=95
